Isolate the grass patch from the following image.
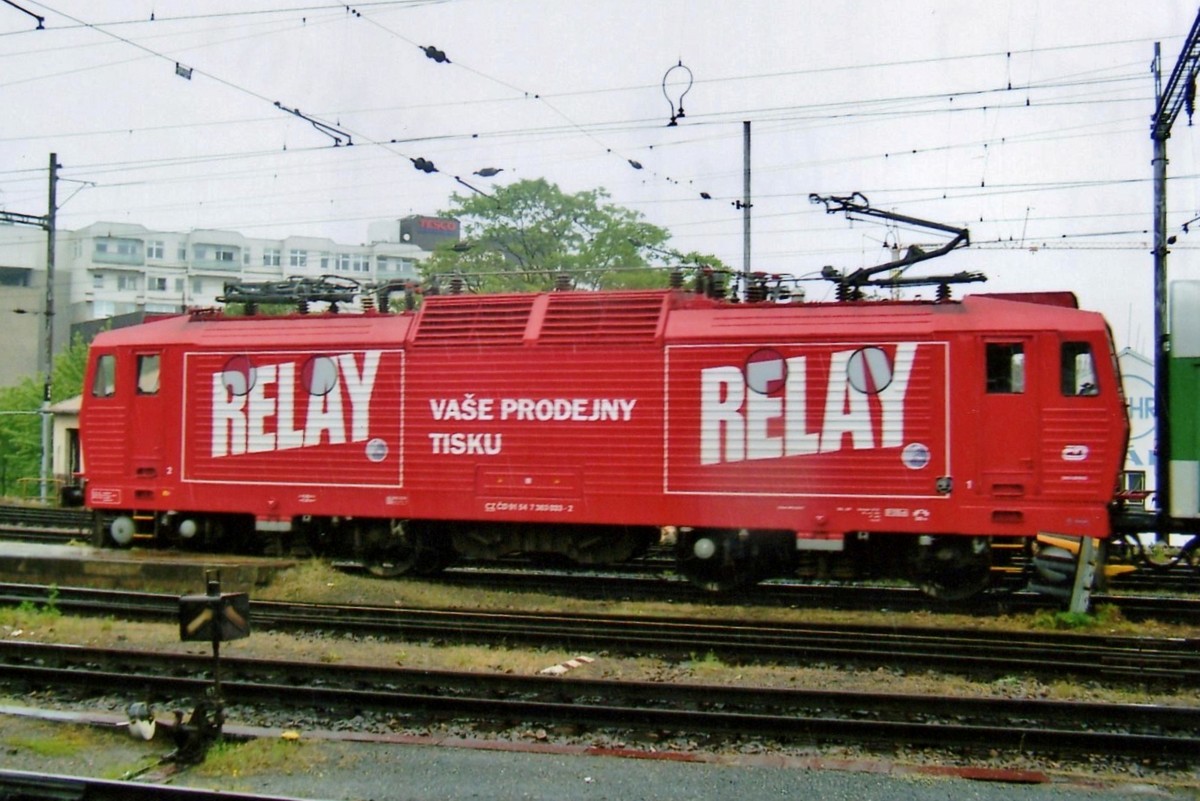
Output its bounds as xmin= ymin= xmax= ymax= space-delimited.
xmin=684 ymin=649 xmax=733 ymax=679
xmin=1030 ymin=603 xmax=1126 ymax=631
xmin=0 ymin=585 xmax=63 ymax=632
xmin=3 ymin=725 xmax=98 ymax=757
xmin=192 ymin=736 xmax=323 ymax=778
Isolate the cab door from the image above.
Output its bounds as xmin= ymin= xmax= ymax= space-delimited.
xmin=129 ymin=351 xmax=163 ymax=481
xmin=979 ymin=338 xmax=1039 ymax=498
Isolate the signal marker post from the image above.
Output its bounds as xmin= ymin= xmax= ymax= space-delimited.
xmin=177 ymin=570 xmax=250 ymax=758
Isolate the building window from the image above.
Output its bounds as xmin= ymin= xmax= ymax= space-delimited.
xmin=194 ymin=245 xmax=238 ymax=267
xmin=244 ymin=251 xmax=251 ymax=265
xmin=290 ymin=250 xmax=308 ymax=268
xmin=93 ymin=237 xmax=144 ymax=265
xmin=96 ymin=240 xmax=137 ymax=256
xmin=191 ymin=278 xmax=204 ymax=295
xmin=117 ymin=274 xmax=141 ymax=292
xmin=92 ymin=300 xmax=115 ymax=318
xmin=264 ymin=248 xmax=281 ymax=267
xmin=320 ymin=252 xmax=330 ymax=270
xmin=377 ymin=256 xmax=415 ymax=275
xmin=1121 ymin=471 xmax=1147 ymax=508
xmin=352 ymin=254 xmax=368 ymax=272
xmin=147 ymin=241 xmax=165 ymax=260
xmin=92 ymin=273 xmax=104 ymax=289
xmin=149 ymin=276 xmax=168 ymax=292
xmin=337 ymin=253 xmax=351 ymax=272
xmin=174 ymin=278 xmax=184 ymax=293
xmin=178 ymin=247 xmax=187 ymax=261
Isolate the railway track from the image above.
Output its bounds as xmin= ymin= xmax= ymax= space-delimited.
xmin=0 ymin=502 xmax=1196 ymax=620
xmin=1 ymin=639 xmax=1196 ymax=764
xmin=0 ymin=770 xmax=308 ymax=801
xmin=0 ymin=505 xmax=90 ymax=539
xmin=1 ymin=583 xmax=1197 ymax=683
xmin=426 ymin=565 xmax=1200 ymax=621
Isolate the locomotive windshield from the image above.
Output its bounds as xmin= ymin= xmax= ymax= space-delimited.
xmin=91 ymin=354 xmax=116 ymax=398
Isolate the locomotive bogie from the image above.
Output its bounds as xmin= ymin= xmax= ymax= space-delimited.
xmin=78 ymin=288 xmax=1129 ymax=596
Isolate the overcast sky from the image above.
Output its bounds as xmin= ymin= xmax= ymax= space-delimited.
xmin=3 ymin=1 xmax=1199 ymax=350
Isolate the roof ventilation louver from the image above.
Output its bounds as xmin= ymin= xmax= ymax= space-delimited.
xmin=412 ymin=295 xmax=535 ymax=345
xmin=537 ymin=290 xmax=667 ymax=345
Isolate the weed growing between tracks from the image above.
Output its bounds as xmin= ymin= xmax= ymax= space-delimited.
xmin=0 ymin=716 xmax=161 ymax=779
xmin=3 ymin=724 xmax=93 ymax=757
xmin=0 ymin=593 xmax=80 ymax=642
xmin=192 ymin=736 xmax=325 ymax=779
xmin=1029 ymin=604 xmax=1125 ymax=631
xmin=5 ymin=583 xmax=62 ymax=625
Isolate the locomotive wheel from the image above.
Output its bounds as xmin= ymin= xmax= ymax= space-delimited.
xmin=364 ymin=521 xmax=452 ymax=578
xmin=676 ymin=529 xmax=758 ymax=593
xmin=107 ymin=515 xmax=136 ymax=548
xmin=365 ymin=545 xmax=423 ymax=578
xmin=1105 ymin=531 xmax=1144 ymax=568
xmin=914 ymin=536 xmax=993 ymax=601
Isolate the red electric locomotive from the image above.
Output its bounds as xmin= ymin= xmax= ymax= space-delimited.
xmin=78 ymin=281 xmax=1129 ymax=598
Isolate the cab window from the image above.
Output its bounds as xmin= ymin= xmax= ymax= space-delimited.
xmin=91 ymin=354 xmax=116 ymax=398
xmin=1061 ymin=342 xmax=1098 ymax=396
xmin=137 ymin=354 xmax=160 ymax=395
xmin=985 ymin=343 xmax=1025 ymax=394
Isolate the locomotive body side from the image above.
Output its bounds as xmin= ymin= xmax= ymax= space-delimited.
xmin=78 ymin=288 xmax=1128 ymax=594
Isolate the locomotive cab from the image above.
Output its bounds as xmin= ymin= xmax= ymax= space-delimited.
xmin=914 ymin=317 xmax=1127 ymax=597
xmin=81 ymin=328 xmax=197 ymax=547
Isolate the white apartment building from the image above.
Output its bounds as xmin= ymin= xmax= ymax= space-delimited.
xmin=72 ymin=221 xmax=428 ymax=318
xmin=0 ymin=217 xmax=442 ymax=389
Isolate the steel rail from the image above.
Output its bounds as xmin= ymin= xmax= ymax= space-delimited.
xmin=0 ymin=505 xmax=90 ymax=532
xmin=0 ymin=769 xmax=315 ymax=801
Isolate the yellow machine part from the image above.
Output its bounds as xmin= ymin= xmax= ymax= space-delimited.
xmin=1036 ymin=533 xmax=1137 ymax=577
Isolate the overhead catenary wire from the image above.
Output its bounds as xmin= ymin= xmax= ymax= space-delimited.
xmin=1 ymin=2 xmax=1191 ymax=274
xmin=85 ymin=1 xmax=1158 ymax=207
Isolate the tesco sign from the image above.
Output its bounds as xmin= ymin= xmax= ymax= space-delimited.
xmin=419 ymin=218 xmax=459 ymax=232
xmin=401 ymin=216 xmax=460 ymax=250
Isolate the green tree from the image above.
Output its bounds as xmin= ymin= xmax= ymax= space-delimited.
xmin=421 ymin=178 xmax=726 ymax=293
xmin=0 ymin=334 xmax=90 ymax=498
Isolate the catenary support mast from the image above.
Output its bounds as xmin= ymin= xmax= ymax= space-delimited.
xmin=1150 ymin=12 xmax=1200 ymax=524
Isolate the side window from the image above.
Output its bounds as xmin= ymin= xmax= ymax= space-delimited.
xmin=1120 ymin=470 xmax=1146 ymax=508
xmin=985 ymin=343 xmax=1025 ymax=394
xmin=91 ymin=354 xmax=116 ymax=398
xmin=1061 ymin=342 xmax=1098 ymax=396
xmin=137 ymin=354 xmax=161 ymax=395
